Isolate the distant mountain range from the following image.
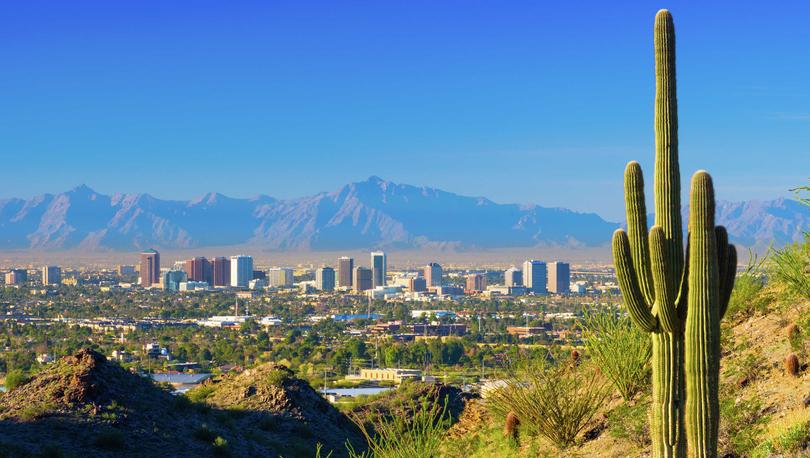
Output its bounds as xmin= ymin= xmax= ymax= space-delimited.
xmin=0 ymin=177 xmax=805 ymax=252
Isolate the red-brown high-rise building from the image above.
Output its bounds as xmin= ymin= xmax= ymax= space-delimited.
xmin=211 ymin=256 xmax=230 ymax=287
xmin=139 ymin=249 xmax=160 ymax=287
xmin=184 ymin=257 xmax=213 ymax=285
xmin=465 ymin=273 xmax=487 ymax=292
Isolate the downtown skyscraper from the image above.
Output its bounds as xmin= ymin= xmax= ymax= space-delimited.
xmin=139 ymin=249 xmax=160 ymax=287
xmin=547 ymin=261 xmax=570 ymax=294
xmin=371 ymin=251 xmax=386 ymax=287
xmin=522 ymin=260 xmax=547 ymax=294
xmin=230 ymin=255 xmax=253 ymax=288
xmin=337 ymin=256 xmax=354 ymax=288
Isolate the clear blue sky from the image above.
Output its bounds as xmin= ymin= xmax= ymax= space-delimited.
xmin=0 ymin=0 xmax=808 ymax=220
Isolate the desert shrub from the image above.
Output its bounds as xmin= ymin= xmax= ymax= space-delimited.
xmin=193 ymin=424 xmax=218 ymax=442
xmin=487 ymin=359 xmax=610 ymax=450
xmin=752 ymin=418 xmax=810 ymax=457
xmin=718 ymin=393 xmax=768 ymax=456
xmin=93 ymin=429 xmax=125 ymax=451
xmin=726 ymin=250 xmax=768 ymax=319
xmin=769 ymin=237 xmax=810 ymax=301
xmin=347 ymin=393 xmax=451 ymax=458
xmin=212 ymin=436 xmax=230 ymax=457
xmin=580 ymin=308 xmax=651 ymax=400
xmin=186 ymin=384 xmax=215 ymax=403
xmin=267 ymin=368 xmax=291 ymax=387
xmin=607 ymin=394 xmax=651 ymax=448
xmin=4 ymin=369 xmax=30 ymax=391
xmin=18 ymin=403 xmax=55 ymax=421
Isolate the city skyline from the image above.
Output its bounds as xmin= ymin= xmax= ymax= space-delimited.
xmin=1 ymin=2 xmax=808 ymax=220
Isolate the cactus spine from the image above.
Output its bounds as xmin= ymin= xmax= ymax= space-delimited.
xmin=612 ymin=10 xmax=736 ymax=458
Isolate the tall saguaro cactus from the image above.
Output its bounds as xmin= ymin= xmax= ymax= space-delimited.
xmin=612 ymin=9 xmax=737 ymax=458
xmin=685 ymin=173 xmax=736 ymax=457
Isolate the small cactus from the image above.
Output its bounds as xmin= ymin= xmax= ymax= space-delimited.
xmin=571 ymin=349 xmax=581 ymax=364
xmin=505 ymin=411 xmax=520 ymax=445
xmin=786 ymin=353 xmax=800 ymax=377
xmin=787 ymin=323 xmax=799 ymax=340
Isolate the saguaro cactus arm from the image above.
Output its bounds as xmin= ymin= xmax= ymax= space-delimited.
xmin=625 ymin=161 xmax=656 ymax=305
xmin=613 ymin=229 xmax=659 ymax=332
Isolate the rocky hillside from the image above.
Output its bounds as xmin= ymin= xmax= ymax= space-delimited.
xmin=0 ymin=350 xmax=362 ymax=457
xmin=1 ymin=177 xmax=803 ymax=251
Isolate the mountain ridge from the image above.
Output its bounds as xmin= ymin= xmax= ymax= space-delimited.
xmin=0 ymin=177 xmax=805 ymax=252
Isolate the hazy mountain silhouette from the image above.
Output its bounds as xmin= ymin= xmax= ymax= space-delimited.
xmin=0 ymin=177 xmax=804 ymax=251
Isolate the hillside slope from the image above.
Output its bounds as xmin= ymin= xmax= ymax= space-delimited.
xmin=0 ymin=350 xmax=361 ymax=457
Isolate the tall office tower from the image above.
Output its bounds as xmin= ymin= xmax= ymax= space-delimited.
xmin=211 ymin=257 xmax=231 ymax=287
xmin=162 ymin=270 xmax=187 ymax=292
xmin=466 ymin=273 xmax=487 ymax=292
xmin=315 ymin=267 xmax=336 ymax=291
xmin=42 ymin=266 xmax=62 ymax=285
xmin=371 ymin=251 xmax=386 ymax=287
xmin=504 ymin=267 xmax=523 ymax=287
xmin=353 ymin=266 xmax=373 ymax=292
xmin=547 ymin=261 xmax=571 ymax=294
xmin=522 ymin=260 xmax=548 ymax=294
xmin=139 ymin=249 xmax=161 ymax=287
xmin=424 ymin=262 xmax=443 ymax=287
xmin=267 ymin=267 xmax=294 ymax=287
xmin=5 ymin=269 xmax=27 ymax=285
xmin=230 ymin=255 xmax=254 ymax=288
xmin=337 ymin=256 xmax=354 ymax=288
xmin=184 ymin=257 xmax=213 ymax=285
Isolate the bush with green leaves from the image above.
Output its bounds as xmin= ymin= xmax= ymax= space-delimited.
xmin=726 ymin=250 xmax=768 ymax=319
xmin=3 ymin=369 xmax=30 ymax=391
xmin=752 ymin=419 xmax=810 ymax=458
xmin=769 ymin=236 xmax=810 ymax=301
xmin=347 ymin=391 xmax=451 ymax=458
xmin=580 ymin=308 xmax=651 ymax=400
xmin=487 ymin=359 xmax=610 ymax=450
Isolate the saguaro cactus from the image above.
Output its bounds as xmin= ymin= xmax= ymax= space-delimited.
xmin=612 ymin=10 xmax=737 ymax=458
xmin=684 ymin=172 xmax=736 ymax=457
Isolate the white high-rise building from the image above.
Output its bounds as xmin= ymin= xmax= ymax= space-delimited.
xmin=371 ymin=251 xmax=387 ymax=287
xmin=547 ymin=262 xmax=570 ymax=294
xmin=504 ymin=267 xmax=523 ymax=287
xmin=315 ymin=267 xmax=336 ymax=291
xmin=230 ymin=255 xmax=253 ymax=288
xmin=267 ymin=267 xmax=294 ymax=288
xmin=522 ymin=260 xmax=547 ymax=294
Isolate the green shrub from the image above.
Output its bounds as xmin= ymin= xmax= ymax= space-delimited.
xmin=770 ymin=237 xmax=810 ymax=301
xmin=93 ymin=430 xmax=125 ymax=451
xmin=772 ymin=420 xmax=810 ymax=453
xmin=726 ymin=250 xmax=768 ymax=319
xmin=487 ymin=360 xmax=610 ymax=449
xmin=347 ymin=391 xmax=451 ymax=458
xmin=186 ymin=385 xmax=215 ymax=403
xmin=580 ymin=308 xmax=651 ymax=400
xmin=267 ymin=368 xmax=291 ymax=387
xmin=4 ymin=370 xmax=30 ymax=391
xmin=212 ymin=436 xmax=230 ymax=457
xmin=607 ymin=394 xmax=651 ymax=448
